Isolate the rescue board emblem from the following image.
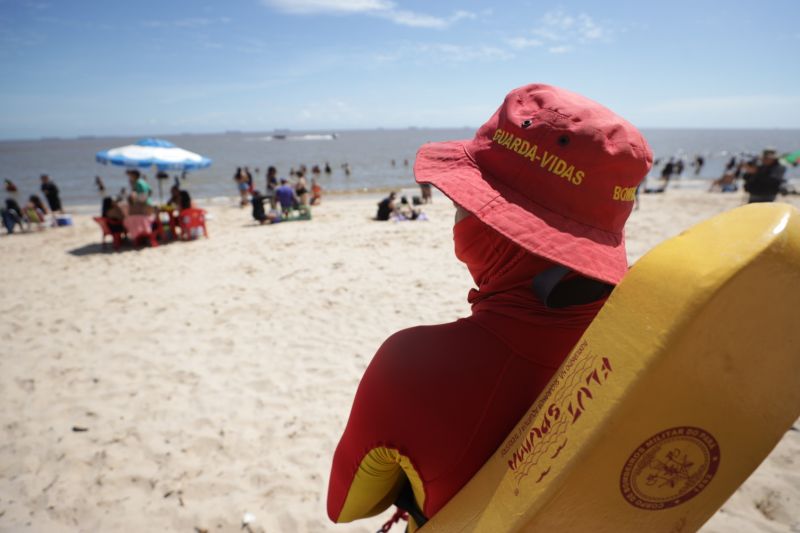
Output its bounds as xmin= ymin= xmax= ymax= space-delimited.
xmin=620 ymin=426 xmax=720 ymax=510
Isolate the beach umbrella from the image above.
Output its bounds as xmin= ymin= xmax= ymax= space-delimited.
xmin=95 ymin=138 xmax=212 ymax=201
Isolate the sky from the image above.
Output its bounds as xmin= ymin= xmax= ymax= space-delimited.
xmin=0 ymin=0 xmax=798 ymax=139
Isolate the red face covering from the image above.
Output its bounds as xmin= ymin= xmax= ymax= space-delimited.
xmin=454 ymin=214 xmax=555 ymax=305
xmin=453 ymin=213 xmax=607 ymax=331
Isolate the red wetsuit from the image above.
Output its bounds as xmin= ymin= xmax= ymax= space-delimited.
xmin=327 ymin=215 xmax=606 ymax=525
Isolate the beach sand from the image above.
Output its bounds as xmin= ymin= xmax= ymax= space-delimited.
xmin=0 ymin=189 xmax=798 ymax=532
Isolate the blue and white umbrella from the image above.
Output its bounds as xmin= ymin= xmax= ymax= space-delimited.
xmin=95 ymin=138 xmax=212 ymax=171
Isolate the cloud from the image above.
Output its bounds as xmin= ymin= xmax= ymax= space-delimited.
xmin=416 ymin=43 xmax=512 ymax=62
xmin=366 ymin=42 xmax=512 ymax=65
xmin=377 ymin=9 xmax=449 ymax=29
xmin=262 ymin=0 xmax=476 ymax=29
xmin=507 ymin=9 xmax=610 ymax=54
xmin=534 ymin=10 xmax=608 ymax=42
xmin=506 ymin=37 xmax=543 ymax=49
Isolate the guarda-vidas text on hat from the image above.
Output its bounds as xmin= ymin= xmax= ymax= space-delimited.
xmin=414 ymin=83 xmax=653 ymax=285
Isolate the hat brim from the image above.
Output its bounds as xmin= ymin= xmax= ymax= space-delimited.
xmin=414 ymin=140 xmax=629 ymax=285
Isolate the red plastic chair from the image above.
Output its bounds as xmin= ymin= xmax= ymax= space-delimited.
xmin=179 ymin=208 xmax=209 ymax=240
xmin=93 ymin=216 xmax=125 ymax=250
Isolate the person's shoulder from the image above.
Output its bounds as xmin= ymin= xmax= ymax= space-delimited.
xmin=376 ymin=319 xmax=489 ymax=359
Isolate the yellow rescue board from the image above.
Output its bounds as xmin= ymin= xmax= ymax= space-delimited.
xmin=422 ymin=203 xmax=800 ymax=532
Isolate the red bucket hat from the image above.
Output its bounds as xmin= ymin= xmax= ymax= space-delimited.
xmin=414 ymin=83 xmax=653 ymax=285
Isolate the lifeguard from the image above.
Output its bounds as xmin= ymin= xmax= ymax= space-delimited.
xmin=327 ymin=83 xmax=652 ymax=530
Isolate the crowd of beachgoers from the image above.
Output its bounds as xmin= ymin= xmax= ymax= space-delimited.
xmin=647 ymin=150 xmax=798 ymax=195
xmin=2 ymin=148 xmax=797 ymax=242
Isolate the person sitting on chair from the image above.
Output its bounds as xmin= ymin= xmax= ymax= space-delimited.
xmin=251 ymin=189 xmax=281 ymax=224
xmin=275 ymin=179 xmax=298 ymax=217
xmin=25 ymin=194 xmax=49 ymax=227
xmin=165 ymin=185 xmax=182 ymax=210
xmin=1 ymin=198 xmax=25 ymax=233
xmin=101 ymin=196 xmax=126 ymax=235
xmin=179 ymin=190 xmax=193 ymax=211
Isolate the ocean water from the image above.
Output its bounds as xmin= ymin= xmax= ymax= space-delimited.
xmin=1 ymin=128 xmax=798 ymax=209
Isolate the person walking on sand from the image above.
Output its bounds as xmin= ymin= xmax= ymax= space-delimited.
xmin=40 ymin=174 xmax=63 ymax=213
xmin=693 ymin=155 xmax=705 ymax=176
xmin=419 ymin=182 xmax=433 ymax=203
xmin=310 ymin=178 xmax=323 ymax=206
xmin=265 ymin=166 xmax=278 ymax=193
xmin=660 ymin=158 xmax=675 ymax=188
xmin=295 ymin=171 xmax=309 ymax=206
xmin=327 ymin=83 xmax=652 ymax=530
xmin=233 ymin=167 xmax=249 ymax=207
xmin=244 ymin=166 xmax=254 ymax=194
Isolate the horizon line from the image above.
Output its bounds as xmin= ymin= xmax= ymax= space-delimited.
xmin=2 ymin=125 xmax=800 ymax=143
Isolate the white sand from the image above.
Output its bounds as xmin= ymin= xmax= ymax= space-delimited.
xmin=0 ymin=189 xmax=798 ymax=532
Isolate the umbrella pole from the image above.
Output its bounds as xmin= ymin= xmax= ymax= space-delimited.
xmin=153 ymin=164 xmax=164 ymax=204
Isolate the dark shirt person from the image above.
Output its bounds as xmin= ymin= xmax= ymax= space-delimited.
xmin=40 ymin=174 xmax=62 ymax=213
xmin=101 ymin=196 xmax=125 ymax=234
xmin=165 ymin=185 xmax=182 ymax=209
xmin=252 ymin=190 xmax=268 ymax=223
xmin=266 ymin=166 xmax=278 ymax=192
xmin=265 ymin=166 xmax=279 ymax=209
xmin=743 ymin=148 xmax=786 ymax=203
xmin=660 ymin=158 xmax=675 ymax=187
xmin=250 ymin=190 xmax=281 ymax=224
xmin=179 ymin=190 xmax=192 ymax=210
xmin=1 ymin=198 xmax=24 ymax=233
xmin=376 ymin=192 xmax=396 ymax=221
